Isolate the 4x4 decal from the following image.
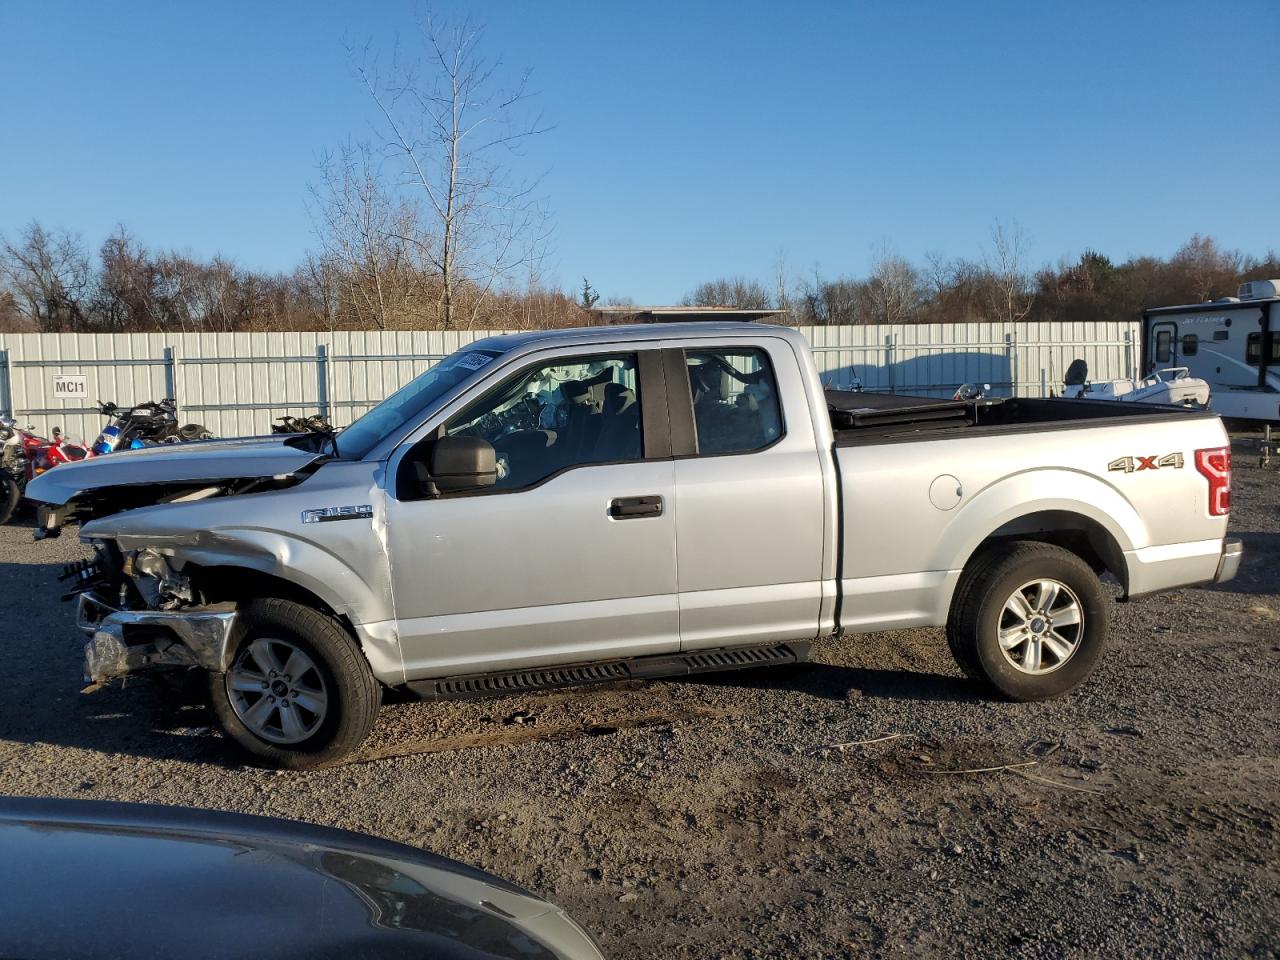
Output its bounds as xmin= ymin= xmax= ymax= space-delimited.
xmin=1108 ymin=453 xmax=1184 ymax=473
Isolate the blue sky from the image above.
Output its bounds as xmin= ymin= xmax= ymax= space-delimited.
xmin=1 ymin=0 xmax=1276 ymax=303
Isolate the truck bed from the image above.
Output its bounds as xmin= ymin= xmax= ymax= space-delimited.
xmin=826 ymin=389 xmax=1214 ymax=444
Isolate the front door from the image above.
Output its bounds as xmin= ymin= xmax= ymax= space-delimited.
xmin=384 ymin=349 xmax=679 ymax=679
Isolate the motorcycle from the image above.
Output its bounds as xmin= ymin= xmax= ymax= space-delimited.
xmin=0 ymin=418 xmax=92 ymax=524
xmin=0 ymin=399 xmax=212 ymax=523
xmin=271 ymin=413 xmax=334 ymax=434
xmin=91 ymin=399 xmax=213 ymax=454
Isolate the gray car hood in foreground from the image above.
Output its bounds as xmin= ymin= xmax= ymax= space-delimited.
xmin=0 ymin=796 xmax=604 ymax=960
xmin=24 ymin=436 xmax=324 ymax=507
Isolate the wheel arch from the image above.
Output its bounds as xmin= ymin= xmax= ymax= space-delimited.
xmin=959 ymin=510 xmax=1130 ymax=594
xmin=185 ymin=563 xmax=404 ymax=686
xmin=189 ymin=565 xmax=341 ymax=618
xmin=937 ymin=470 xmax=1146 ymax=606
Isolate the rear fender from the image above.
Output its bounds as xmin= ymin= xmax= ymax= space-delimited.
xmin=934 ymin=469 xmax=1145 ymax=608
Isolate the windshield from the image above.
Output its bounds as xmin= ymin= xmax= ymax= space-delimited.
xmin=335 ymin=350 xmax=503 ymax=459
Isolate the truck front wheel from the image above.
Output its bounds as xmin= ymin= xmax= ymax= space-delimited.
xmin=947 ymin=541 xmax=1110 ymax=701
xmin=209 ymin=598 xmax=381 ymax=768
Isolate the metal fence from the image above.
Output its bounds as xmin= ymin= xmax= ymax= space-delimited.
xmin=0 ymin=322 xmax=1140 ymax=441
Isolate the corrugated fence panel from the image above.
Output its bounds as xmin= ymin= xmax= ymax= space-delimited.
xmin=798 ymin=322 xmax=1139 ymax=399
xmin=0 ymin=322 xmax=1139 ymax=439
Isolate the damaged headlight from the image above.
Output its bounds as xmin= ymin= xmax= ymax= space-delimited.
xmin=129 ymin=547 xmax=195 ymax=610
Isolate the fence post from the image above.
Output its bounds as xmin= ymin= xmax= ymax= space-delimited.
xmin=163 ymin=345 xmax=177 ymax=407
xmin=1005 ymin=332 xmax=1018 ymax=397
xmin=884 ymin=334 xmax=895 ymax=394
xmin=1125 ymin=330 xmax=1135 ymax=379
xmin=316 ymin=344 xmax=330 ymax=420
xmin=0 ymin=349 xmax=11 ymax=418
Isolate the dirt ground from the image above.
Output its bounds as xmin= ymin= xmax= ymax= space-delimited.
xmin=0 ymin=440 xmax=1276 ymax=959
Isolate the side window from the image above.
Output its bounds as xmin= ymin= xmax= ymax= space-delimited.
xmin=1154 ymin=330 xmax=1173 ymax=364
xmin=445 ymin=354 xmax=642 ymax=489
xmin=1181 ymin=334 xmax=1198 ymax=357
xmin=686 ymin=349 xmax=783 ymax=455
xmin=1247 ymin=333 xmax=1261 ymax=365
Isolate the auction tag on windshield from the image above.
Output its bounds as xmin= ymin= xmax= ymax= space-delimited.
xmin=457 ymin=353 xmax=493 ymax=371
xmin=52 ymin=375 xmax=88 ymax=399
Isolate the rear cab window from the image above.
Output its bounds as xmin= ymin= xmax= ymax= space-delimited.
xmin=684 ymin=348 xmax=783 ymax=454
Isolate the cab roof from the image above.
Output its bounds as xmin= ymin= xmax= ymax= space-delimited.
xmin=467 ymin=321 xmax=802 ymax=356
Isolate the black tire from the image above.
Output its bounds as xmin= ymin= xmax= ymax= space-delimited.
xmin=209 ymin=598 xmax=381 ymax=769
xmin=946 ymin=540 xmax=1109 ymax=701
xmin=178 ymin=423 xmax=212 ymax=441
xmin=0 ymin=473 xmax=20 ymax=525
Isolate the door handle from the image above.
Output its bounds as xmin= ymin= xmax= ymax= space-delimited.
xmin=609 ymin=495 xmax=663 ymax=519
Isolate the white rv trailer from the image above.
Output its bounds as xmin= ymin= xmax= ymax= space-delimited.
xmin=1143 ymin=279 xmax=1280 ymax=421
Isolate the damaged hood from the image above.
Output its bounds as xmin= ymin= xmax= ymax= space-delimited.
xmin=25 ymin=436 xmax=325 ymax=507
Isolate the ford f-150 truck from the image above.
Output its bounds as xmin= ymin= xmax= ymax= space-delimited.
xmin=27 ymin=323 xmax=1242 ymax=767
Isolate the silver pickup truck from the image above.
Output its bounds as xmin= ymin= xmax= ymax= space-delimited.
xmin=28 ymin=323 xmax=1242 ymax=767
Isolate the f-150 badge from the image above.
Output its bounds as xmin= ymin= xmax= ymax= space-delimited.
xmin=301 ymin=504 xmax=374 ymax=523
xmin=1108 ymin=453 xmax=1184 ymax=473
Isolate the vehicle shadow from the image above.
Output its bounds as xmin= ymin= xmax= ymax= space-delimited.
xmin=676 ymin=660 xmax=981 ymax=704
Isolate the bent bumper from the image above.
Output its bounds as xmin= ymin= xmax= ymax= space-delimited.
xmin=79 ymin=595 xmax=239 ymax=684
xmin=1215 ymin=537 xmax=1243 ymax=584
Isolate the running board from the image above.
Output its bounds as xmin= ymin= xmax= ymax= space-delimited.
xmin=405 ymin=640 xmax=812 ymax=701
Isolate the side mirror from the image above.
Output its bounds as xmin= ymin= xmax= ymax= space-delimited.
xmin=429 ymin=435 xmax=497 ymax=494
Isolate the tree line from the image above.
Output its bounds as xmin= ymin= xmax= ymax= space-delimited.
xmin=688 ymin=229 xmax=1280 ymax=327
xmin=2 ymin=218 xmax=1274 ymax=335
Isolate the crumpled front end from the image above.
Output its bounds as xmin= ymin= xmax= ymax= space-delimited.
xmin=68 ymin=543 xmax=240 ymax=685
xmin=79 ymin=597 xmax=239 ymax=685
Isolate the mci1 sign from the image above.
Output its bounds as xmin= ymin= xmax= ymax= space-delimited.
xmin=52 ymin=375 xmax=88 ymax=400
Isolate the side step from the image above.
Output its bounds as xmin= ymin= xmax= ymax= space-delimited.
xmin=405 ymin=640 xmax=812 ymax=701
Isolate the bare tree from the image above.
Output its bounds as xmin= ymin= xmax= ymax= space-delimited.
xmin=352 ymin=11 xmax=551 ymax=328
xmin=97 ymin=227 xmax=156 ymax=331
xmin=0 ymin=290 xmax=21 ymax=333
xmin=1 ymin=221 xmax=92 ymax=331
xmin=683 ymin=276 xmax=773 ymax=309
xmin=308 ymin=141 xmax=423 ymax=329
xmin=866 ymin=244 xmax=921 ymax=324
xmin=983 ymin=220 xmax=1035 ymax=324
xmin=1169 ymin=234 xmax=1242 ymax=303
xmin=771 ymin=248 xmax=792 ymax=321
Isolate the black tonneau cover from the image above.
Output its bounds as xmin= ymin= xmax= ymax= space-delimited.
xmin=828 ymin=389 xmax=1213 ymax=445
xmin=825 ymin=389 xmax=1002 ymax=430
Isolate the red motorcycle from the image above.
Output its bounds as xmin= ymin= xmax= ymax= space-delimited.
xmin=0 ymin=418 xmax=93 ymax=524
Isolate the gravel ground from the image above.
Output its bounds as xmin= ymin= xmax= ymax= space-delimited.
xmin=1 ymin=440 xmax=1277 ymax=959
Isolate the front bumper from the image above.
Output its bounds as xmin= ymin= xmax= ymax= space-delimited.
xmin=1215 ymin=537 xmax=1243 ymax=584
xmin=78 ymin=594 xmax=239 ymax=684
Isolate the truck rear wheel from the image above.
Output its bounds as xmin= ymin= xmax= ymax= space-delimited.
xmin=947 ymin=541 xmax=1109 ymax=701
xmin=209 ymin=598 xmax=381 ymax=768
